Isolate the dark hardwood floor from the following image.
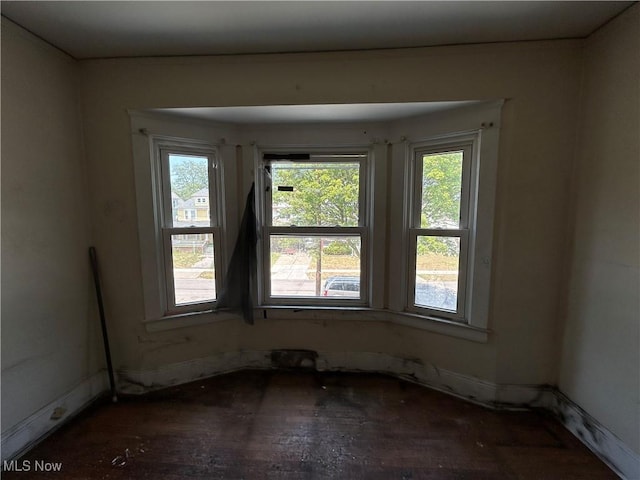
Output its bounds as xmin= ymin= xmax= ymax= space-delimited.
xmin=4 ymin=370 xmax=616 ymax=479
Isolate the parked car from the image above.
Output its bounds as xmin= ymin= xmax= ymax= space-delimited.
xmin=322 ymin=276 xmax=360 ymax=297
xmin=322 ymin=275 xmax=456 ymax=310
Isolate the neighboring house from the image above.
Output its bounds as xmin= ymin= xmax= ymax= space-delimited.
xmin=172 ymin=188 xmax=211 ymax=254
xmin=173 ymin=188 xmax=210 ymax=227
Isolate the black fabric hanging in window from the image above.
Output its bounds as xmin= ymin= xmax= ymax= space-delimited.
xmin=215 ymin=182 xmax=257 ymax=324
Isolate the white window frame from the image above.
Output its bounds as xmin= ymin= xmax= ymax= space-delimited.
xmin=257 ymin=148 xmax=371 ymax=307
xmin=131 ymin=101 xmax=500 ymax=338
xmin=406 ymin=136 xmax=477 ymax=321
xmin=154 ymin=138 xmax=224 ymax=315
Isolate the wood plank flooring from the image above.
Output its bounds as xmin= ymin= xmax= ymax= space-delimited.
xmin=4 ymin=370 xmax=616 ymax=479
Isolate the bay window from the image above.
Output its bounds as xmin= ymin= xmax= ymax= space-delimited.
xmin=131 ymin=101 xmax=501 ymax=337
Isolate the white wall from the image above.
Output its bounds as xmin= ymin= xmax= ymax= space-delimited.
xmin=560 ymin=5 xmax=639 ymax=455
xmin=1 ymin=20 xmax=104 ymax=437
xmin=78 ymin=39 xmax=583 ymax=387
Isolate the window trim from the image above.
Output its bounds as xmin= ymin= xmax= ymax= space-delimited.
xmin=131 ymin=101 xmax=502 ymax=337
xmin=402 ymin=129 xmax=497 ymax=329
xmin=256 ymin=147 xmax=371 ymax=307
xmin=405 ymin=136 xmax=478 ymax=322
xmin=152 ymin=138 xmax=225 ymax=316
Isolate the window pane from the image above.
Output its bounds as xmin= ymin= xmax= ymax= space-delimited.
xmin=271 ymin=162 xmax=360 ymax=227
xmin=414 ymin=236 xmax=459 ymax=311
xmin=169 ymin=154 xmax=211 ymax=227
xmin=172 ymin=233 xmax=215 ymax=305
xmin=270 ymin=235 xmax=361 ymax=298
xmin=421 ymin=151 xmax=463 ymax=228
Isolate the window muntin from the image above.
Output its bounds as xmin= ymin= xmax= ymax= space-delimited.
xmin=158 ymin=146 xmax=222 ymax=314
xmin=408 ymin=140 xmax=475 ymax=321
xmin=261 ymin=152 xmax=368 ymax=305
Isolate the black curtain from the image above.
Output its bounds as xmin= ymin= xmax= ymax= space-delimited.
xmin=215 ymin=183 xmax=258 ymax=324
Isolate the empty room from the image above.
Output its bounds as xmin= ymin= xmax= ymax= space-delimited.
xmin=1 ymin=1 xmax=638 ymax=478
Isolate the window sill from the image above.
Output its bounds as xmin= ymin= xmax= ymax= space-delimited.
xmin=143 ymin=309 xmax=238 ymax=332
xmin=143 ymin=305 xmax=489 ymax=342
xmin=260 ymin=306 xmax=489 ymax=343
xmin=388 ymin=310 xmax=489 ymax=342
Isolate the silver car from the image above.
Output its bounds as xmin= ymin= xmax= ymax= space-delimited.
xmin=322 ymin=276 xmax=360 ymax=297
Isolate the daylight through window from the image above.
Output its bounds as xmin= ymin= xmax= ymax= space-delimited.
xmin=158 ymin=145 xmax=222 ymax=313
xmin=407 ymin=138 xmax=475 ymax=320
xmin=261 ymin=153 xmax=368 ymax=305
xmin=132 ymin=103 xmax=500 ymax=334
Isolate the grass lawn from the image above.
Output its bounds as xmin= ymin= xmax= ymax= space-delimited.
xmin=316 ymin=253 xmax=457 ymax=271
xmin=302 ymin=253 xmax=457 ymax=270
xmin=321 ymin=254 xmax=359 ymax=269
xmin=172 ymin=251 xmax=202 ymax=268
xmin=275 ymin=252 xmax=458 ymax=283
xmin=416 ymin=253 xmax=458 ymax=271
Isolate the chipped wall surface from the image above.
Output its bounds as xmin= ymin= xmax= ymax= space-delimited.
xmin=77 ymin=38 xmax=583 ymax=387
xmin=559 ymin=5 xmax=640 ymax=455
xmin=1 ymin=19 xmax=104 ymax=434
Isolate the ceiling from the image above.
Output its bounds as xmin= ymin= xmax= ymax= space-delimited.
xmin=152 ymin=101 xmax=483 ymax=124
xmin=1 ymin=1 xmax=635 ymax=60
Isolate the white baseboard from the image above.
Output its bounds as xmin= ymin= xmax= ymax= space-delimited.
xmin=12 ymin=351 xmax=635 ymax=480
xmin=316 ymin=351 xmax=502 ymax=406
xmin=1 ymin=370 xmax=108 ymax=462
xmin=118 ymin=350 xmax=636 ymax=479
xmin=117 ymin=350 xmax=272 ymax=394
xmin=117 ymin=350 xmax=553 ymax=410
xmin=551 ymin=393 xmax=639 ymax=480
xmin=317 ymin=351 xmax=558 ymax=410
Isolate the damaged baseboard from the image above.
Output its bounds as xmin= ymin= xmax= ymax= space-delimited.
xmin=550 ymin=392 xmax=639 ymax=480
xmin=316 ymin=351 xmax=555 ymax=410
xmin=1 ymin=370 xmax=108 ymax=463
xmin=117 ymin=350 xmax=636 ymax=478
xmin=117 ymin=350 xmax=273 ymax=394
xmin=17 ymin=350 xmax=633 ymax=480
xmin=117 ymin=349 xmax=553 ymax=410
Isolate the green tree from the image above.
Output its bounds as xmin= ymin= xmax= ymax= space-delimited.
xmin=419 ymin=152 xmax=464 ymax=256
xmin=272 ymin=163 xmax=359 ymax=228
xmin=170 ymin=157 xmax=208 ymax=199
xmin=417 ymin=235 xmax=459 ymax=257
xmin=420 ymin=152 xmax=463 ymax=229
xmin=272 ymin=162 xmax=361 ymax=294
xmin=268 ymin=155 xmax=463 ymax=259
xmin=323 ymin=240 xmax=353 ymax=255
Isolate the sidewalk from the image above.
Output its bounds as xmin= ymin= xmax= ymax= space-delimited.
xmin=271 ymin=253 xmax=316 ymax=296
xmin=271 ymin=253 xmax=311 ymax=280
